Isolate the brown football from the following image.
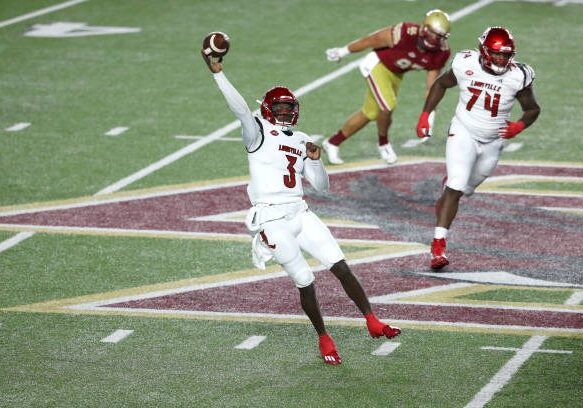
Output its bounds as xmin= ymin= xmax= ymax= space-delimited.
xmin=202 ymin=31 xmax=230 ymax=59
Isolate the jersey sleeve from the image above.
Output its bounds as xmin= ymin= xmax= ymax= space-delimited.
xmin=391 ymin=22 xmax=404 ymax=46
xmin=515 ymin=62 xmax=535 ymax=90
xmin=212 ymin=71 xmax=262 ymax=151
xmin=451 ymin=50 xmax=471 ymax=81
xmin=394 ymin=22 xmax=418 ymax=46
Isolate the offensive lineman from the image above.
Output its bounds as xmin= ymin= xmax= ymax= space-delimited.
xmin=201 ymin=46 xmax=400 ymax=366
xmin=416 ymin=27 xmax=541 ymax=270
xmin=322 ymin=9 xmax=451 ymax=165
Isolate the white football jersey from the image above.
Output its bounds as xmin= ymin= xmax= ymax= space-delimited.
xmin=451 ymin=49 xmax=535 ymax=142
xmin=247 ymin=117 xmax=313 ymax=205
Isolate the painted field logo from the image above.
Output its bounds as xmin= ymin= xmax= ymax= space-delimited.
xmin=1 ymin=160 xmax=582 ymax=336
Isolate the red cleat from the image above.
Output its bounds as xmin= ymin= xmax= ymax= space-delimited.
xmin=431 ymin=238 xmax=449 ymax=270
xmin=365 ymin=313 xmax=401 ymax=339
xmin=319 ymin=334 xmax=341 ymax=365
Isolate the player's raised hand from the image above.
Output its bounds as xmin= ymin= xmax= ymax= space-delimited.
xmin=306 ymin=142 xmax=321 ymax=160
xmin=325 ymin=46 xmax=350 ymax=62
xmin=499 ymin=120 xmax=525 ymax=139
xmin=201 ymin=49 xmax=222 ymax=73
xmin=416 ymin=111 xmax=431 ymax=138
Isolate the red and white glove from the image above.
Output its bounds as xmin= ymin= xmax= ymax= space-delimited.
xmin=499 ymin=120 xmax=525 ymax=139
xmin=416 ymin=111 xmax=431 ymax=138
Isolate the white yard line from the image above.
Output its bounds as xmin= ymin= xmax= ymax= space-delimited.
xmin=481 ymin=346 xmax=572 ymax=354
xmin=372 ymin=341 xmax=400 ymax=356
xmin=5 ymin=122 xmax=31 ymax=132
xmin=0 ymin=231 xmax=34 ymax=254
xmin=100 ymin=329 xmax=134 ymax=343
xmin=464 ymin=287 xmax=577 ymax=407
xmin=234 ymin=335 xmax=266 ymax=350
xmin=105 ymin=127 xmax=129 ymax=137
xmin=465 ymin=336 xmax=548 ymax=408
xmin=0 ymin=0 xmax=90 ymax=29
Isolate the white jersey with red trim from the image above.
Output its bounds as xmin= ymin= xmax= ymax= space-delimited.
xmin=451 ymin=49 xmax=535 ymax=142
xmin=247 ymin=116 xmax=313 ymax=205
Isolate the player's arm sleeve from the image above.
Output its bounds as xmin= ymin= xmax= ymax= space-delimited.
xmin=517 ymin=63 xmax=535 ymax=90
xmin=303 ymin=158 xmax=329 ymax=192
xmin=212 ymin=71 xmax=261 ymax=151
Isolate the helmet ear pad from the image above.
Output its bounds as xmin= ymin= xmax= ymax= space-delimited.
xmin=260 ymin=86 xmax=299 ymax=126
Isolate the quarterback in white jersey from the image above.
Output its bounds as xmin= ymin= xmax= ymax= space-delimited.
xmin=415 ymin=26 xmax=540 ymax=271
xmin=201 ymin=45 xmax=400 ymax=366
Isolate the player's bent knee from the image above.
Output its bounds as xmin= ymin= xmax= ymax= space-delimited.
xmin=282 ymin=255 xmax=314 ymax=288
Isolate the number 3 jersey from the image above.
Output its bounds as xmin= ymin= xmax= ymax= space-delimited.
xmin=247 ymin=117 xmax=313 ymax=205
xmin=451 ymin=49 xmax=535 ymax=142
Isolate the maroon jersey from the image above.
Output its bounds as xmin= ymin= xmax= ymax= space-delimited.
xmin=375 ymin=22 xmax=450 ymax=74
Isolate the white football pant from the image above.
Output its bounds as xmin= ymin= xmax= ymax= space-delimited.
xmin=446 ymin=119 xmax=504 ymax=196
xmin=257 ymin=208 xmax=344 ymax=288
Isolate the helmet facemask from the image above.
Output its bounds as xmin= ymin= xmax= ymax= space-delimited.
xmin=260 ymin=86 xmax=299 ymax=129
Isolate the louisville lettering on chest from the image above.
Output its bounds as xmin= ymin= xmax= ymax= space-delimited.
xmin=278 ymin=144 xmax=303 ymax=157
xmin=469 ymin=80 xmax=502 ymax=93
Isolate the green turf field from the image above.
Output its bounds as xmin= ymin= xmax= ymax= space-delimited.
xmin=1 ymin=1 xmax=582 ymax=407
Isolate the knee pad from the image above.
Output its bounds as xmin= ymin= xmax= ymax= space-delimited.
xmin=282 ymin=254 xmax=314 ymax=288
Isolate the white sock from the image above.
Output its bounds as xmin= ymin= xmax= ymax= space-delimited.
xmin=434 ymin=227 xmax=448 ymax=239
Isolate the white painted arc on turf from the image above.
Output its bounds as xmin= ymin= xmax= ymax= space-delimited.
xmin=0 ymin=0 xmax=89 ymax=29
xmin=234 ymin=335 xmax=266 ymax=350
xmin=66 ymin=247 xmax=427 ymax=309
xmin=370 ymin=282 xmax=474 ymax=303
xmin=373 ymin=300 xmax=583 ymax=315
xmin=464 ymin=336 xmax=548 ymax=408
xmin=100 ymin=329 xmax=134 ymax=343
xmin=0 ymin=231 xmax=34 ymax=254
xmin=372 ymin=342 xmax=400 ymax=356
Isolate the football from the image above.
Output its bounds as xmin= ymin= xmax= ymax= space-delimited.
xmin=202 ymin=31 xmax=230 ymax=61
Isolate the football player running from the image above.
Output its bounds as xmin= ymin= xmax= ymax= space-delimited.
xmin=416 ymin=27 xmax=541 ymax=270
xmin=201 ymin=47 xmax=400 ymax=366
xmin=323 ymin=9 xmax=451 ymax=165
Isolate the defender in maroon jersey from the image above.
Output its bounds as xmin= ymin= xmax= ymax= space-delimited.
xmin=323 ymin=9 xmax=451 ymax=165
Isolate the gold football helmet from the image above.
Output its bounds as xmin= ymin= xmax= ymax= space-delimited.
xmin=420 ymin=9 xmax=451 ymax=51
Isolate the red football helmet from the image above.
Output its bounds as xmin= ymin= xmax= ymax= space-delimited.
xmin=479 ymin=27 xmax=516 ymax=74
xmin=260 ymin=86 xmax=299 ymax=127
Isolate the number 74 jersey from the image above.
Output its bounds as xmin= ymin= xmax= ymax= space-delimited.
xmin=451 ymin=49 xmax=535 ymax=142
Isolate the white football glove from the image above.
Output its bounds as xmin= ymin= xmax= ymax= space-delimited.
xmin=325 ymin=46 xmax=350 ymax=62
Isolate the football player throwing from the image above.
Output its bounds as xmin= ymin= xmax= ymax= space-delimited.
xmin=323 ymin=9 xmax=451 ymax=165
xmin=201 ymin=45 xmax=400 ymax=366
xmin=416 ymin=27 xmax=541 ymax=270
